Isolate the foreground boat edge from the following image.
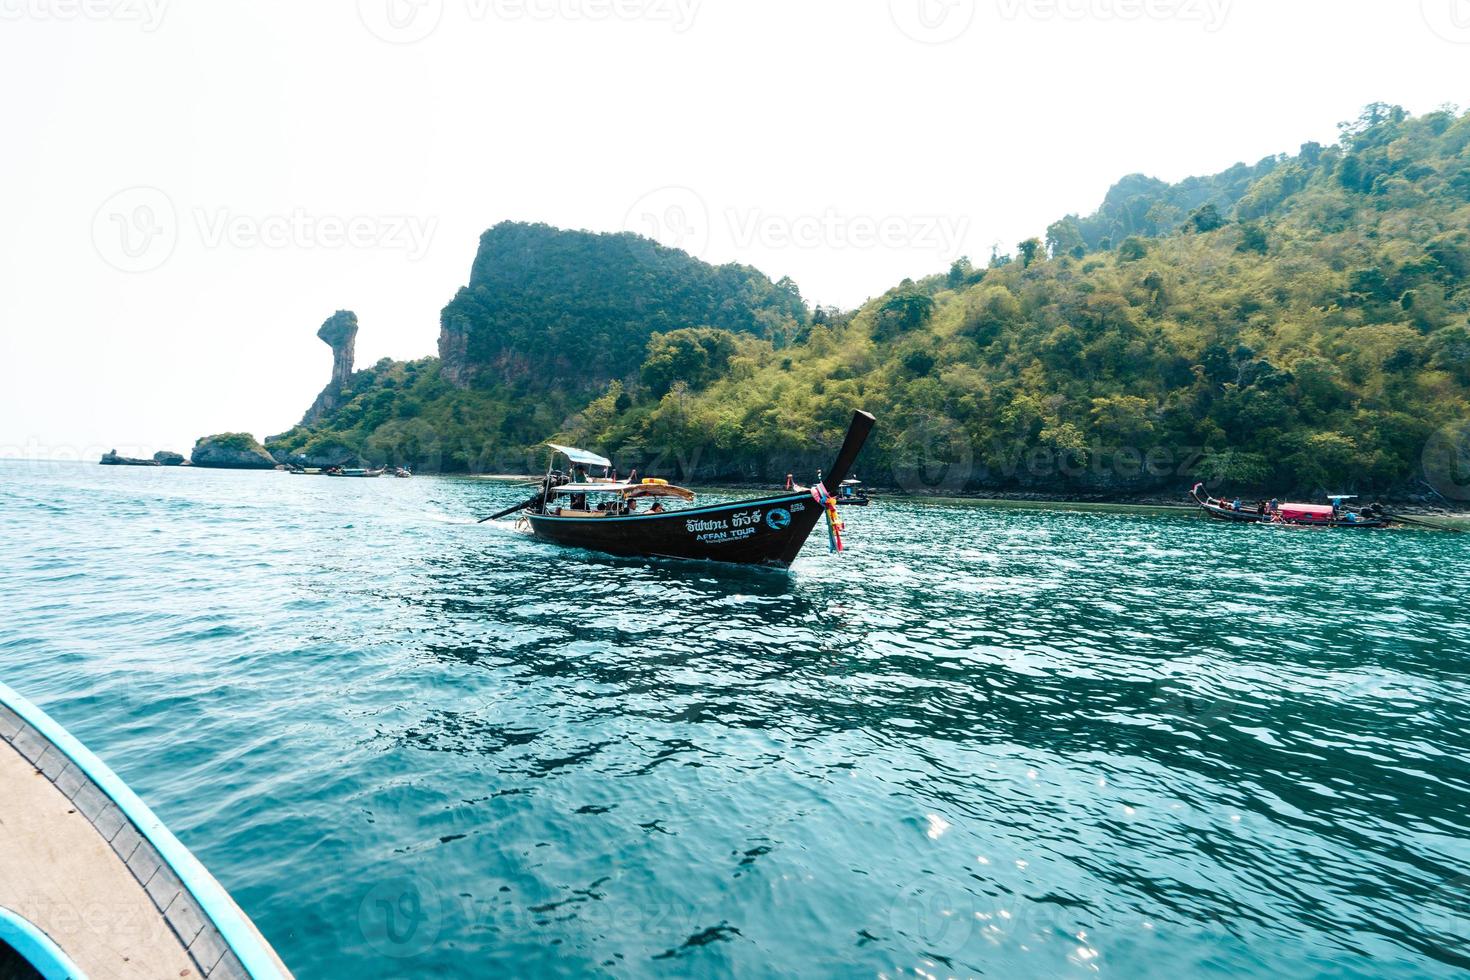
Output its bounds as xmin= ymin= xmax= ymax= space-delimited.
xmin=0 ymin=682 xmax=293 ymax=979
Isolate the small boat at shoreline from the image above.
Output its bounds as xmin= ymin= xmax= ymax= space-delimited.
xmin=782 ymin=475 xmax=875 ymax=506
xmin=0 ymin=682 xmax=292 ymax=979
xmin=835 ymin=478 xmax=875 ymax=507
xmin=323 ymin=466 xmax=384 ymax=478
xmin=489 ymin=411 xmax=875 ymax=567
xmin=1190 ymin=485 xmax=1390 ymax=528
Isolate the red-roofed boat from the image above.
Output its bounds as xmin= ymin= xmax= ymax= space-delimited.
xmin=1190 ymin=485 xmax=1389 ymax=528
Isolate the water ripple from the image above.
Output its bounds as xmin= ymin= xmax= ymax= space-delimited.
xmin=1 ymin=461 xmax=1467 ymax=977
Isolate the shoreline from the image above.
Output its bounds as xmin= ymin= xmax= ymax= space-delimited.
xmin=17 ymin=459 xmax=1469 ymax=518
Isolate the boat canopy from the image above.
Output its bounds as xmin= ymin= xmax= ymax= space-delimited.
xmin=548 ymin=443 xmax=612 ymax=469
xmin=551 ymin=482 xmax=696 ymax=501
xmin=1280 ymin=503 xmax=1335 ymax=520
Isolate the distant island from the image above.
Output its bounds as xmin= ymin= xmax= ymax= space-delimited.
xmin=153 ymin=104 xmax=1468 ymax=502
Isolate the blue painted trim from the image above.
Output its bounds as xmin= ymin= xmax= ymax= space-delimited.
xmin=0 ymin=682 xmax=288 ymax=979
xmin=0 ymin=907 xmax=87 ymax=980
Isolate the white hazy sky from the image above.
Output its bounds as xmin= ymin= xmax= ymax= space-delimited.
xmin=1 ymin=0 xmax=1467 ymax=457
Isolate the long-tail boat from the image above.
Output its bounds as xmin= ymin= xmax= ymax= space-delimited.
xmin=1190 ymin=485 xmax=1389 ymax=528
xmin=0 ymin=682 xmax=292 ymax=979
xmin=486 ymin=411 xmax=875 ymax=567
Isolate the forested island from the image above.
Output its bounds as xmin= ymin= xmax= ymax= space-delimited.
xmin=265 ymin=105 xmax=1470 ymax=500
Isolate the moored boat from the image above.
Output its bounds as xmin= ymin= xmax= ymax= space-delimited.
xmin=492 ymin=411 xmax=875 ymax=567
xmin=834 ymin=477 xmax=875 ymax=507
xmin=0 ymin=682 xmax=292 ymax=979
xmin=1190 ymin=485 xmax=1389 ymax=528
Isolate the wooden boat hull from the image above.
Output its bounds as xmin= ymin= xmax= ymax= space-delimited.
xmin=0 ymin=683 xmax=292 ymax=978
xmin=528 ymin=491 xmax=828 ymax=566
xmin=522 ymin=411 xmax=875 ymax=567
xmin=1192 ymin=492 xmax=1388 ymax=528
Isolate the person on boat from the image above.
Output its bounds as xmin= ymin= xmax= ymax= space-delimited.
xmin=1270 ymin=498 xmax=1280 ymax=513
xmin=628 ymin=468 xmax=639 ymax=485
xmin=572 ymin=465 xmax=588 ymax=484
xmin=650 ymin=500 xmax=665 ymax=514
xmin=1257 ymin=500 xmax=1267 ymax=516
xmin=785 ymin=473 xmax=794 ymax=491
xmin=1232 ymin=498 xmax=1242 ymax=511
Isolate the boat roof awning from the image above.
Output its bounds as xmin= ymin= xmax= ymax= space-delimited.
xmin=552 ymin=482 xmax=695 ymax=501
xmin=547 ymin=443 xmax=612 ymax=469
xmin=1281 ymin=504 xmax=1335 ymax=517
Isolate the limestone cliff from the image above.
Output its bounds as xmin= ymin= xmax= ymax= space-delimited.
xmin=303 ymin=310 xmax=359 ymax=424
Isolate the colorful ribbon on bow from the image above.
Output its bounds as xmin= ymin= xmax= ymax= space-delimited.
xmin=811 ymin=483 xmax=845 ymax=553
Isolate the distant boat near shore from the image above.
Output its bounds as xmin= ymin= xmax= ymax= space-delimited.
xmin=1191 ymin=485 xmax=1390 ymax=528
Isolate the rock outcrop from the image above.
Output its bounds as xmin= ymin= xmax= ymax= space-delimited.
xmin=302 ymin=310 xmax=359 ymax=424
xmin=100 ymin=450 xmax=160 ymax=466
xmin=191 ymin=433 xmax=277 ymax=469
xmin=153 ymin=451 xmax=185 ymax=466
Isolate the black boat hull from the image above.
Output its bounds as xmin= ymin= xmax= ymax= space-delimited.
xmin=521 ymin=410 xmax=876 ymax=567
xmin=528 ymin=491 xmax=829 ymax=566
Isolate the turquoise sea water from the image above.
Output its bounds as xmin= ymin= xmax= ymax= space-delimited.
xmin=1 ymin=460 xmax=1467 ymax=978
